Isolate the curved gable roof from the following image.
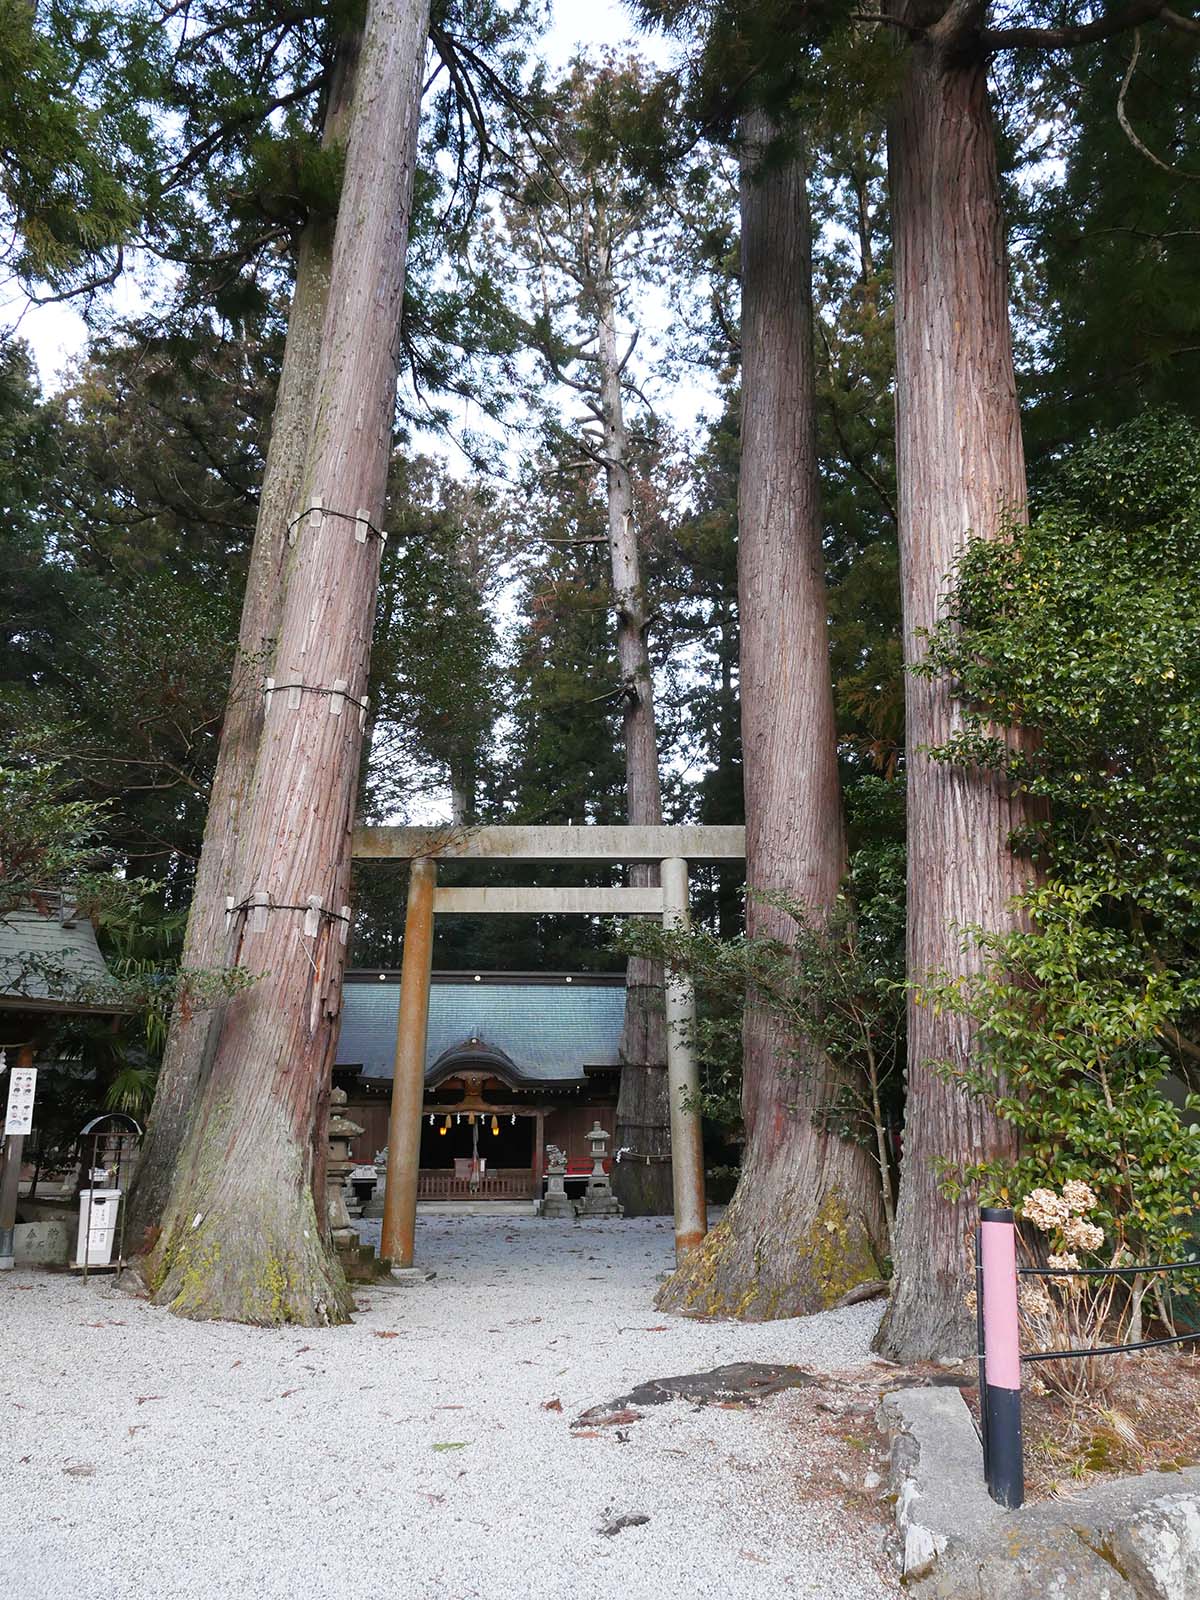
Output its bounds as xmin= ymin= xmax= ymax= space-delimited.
xmin=336 ymin=973 xmax=626 ymax=1087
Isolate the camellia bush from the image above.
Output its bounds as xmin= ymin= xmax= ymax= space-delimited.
xmin=921 ymin=413 xmax=1200 ymax=1281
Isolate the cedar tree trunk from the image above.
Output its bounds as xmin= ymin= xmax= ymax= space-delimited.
xmin=658 ymin=114 xmax=883 ymax=1318
xmin=876 ymin=15 xmax=1031 ymax=1361
xmin=143 ymin=0 xmax=430 ymax=1323
xmin=128 ymin=36 xmax=361 ymax=1246
xmin=596 ymin=276 xmax=672 ymax=1217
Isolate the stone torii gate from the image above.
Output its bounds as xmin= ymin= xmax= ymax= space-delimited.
xmin=350 ymin=824 xmax=746 ymax=1273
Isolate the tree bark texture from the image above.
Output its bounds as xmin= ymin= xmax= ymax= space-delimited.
xmin=658 ymin=114 xmax=883 ymax=1318
xmin=143 ymin=0 xmax=430 ymax=1324
xmin=128 ymin=38 xmax=361 ymax=1247
xmin=876 ymin=22 xmax=1031 ymax=1361
xmin=596 ymin=279 xmax=673 ymax=1218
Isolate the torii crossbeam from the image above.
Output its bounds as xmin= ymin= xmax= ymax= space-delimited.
xmin=350 ymin=824 xmax=746 ymax=1270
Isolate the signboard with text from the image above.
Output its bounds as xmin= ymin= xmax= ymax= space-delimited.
xmin=4 ymin=1067 xmax=37 ymax=1136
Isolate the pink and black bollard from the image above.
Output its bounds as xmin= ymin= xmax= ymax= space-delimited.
xmin=978 ymin=1205 xmax=1024 ymax=1508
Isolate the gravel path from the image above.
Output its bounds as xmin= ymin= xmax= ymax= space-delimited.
xmin=1 ymin=1214 xmax=896 ymax=1600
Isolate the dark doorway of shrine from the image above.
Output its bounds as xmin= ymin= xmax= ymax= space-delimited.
xmin=419 ymin=1112 xmax=534 ymax=1169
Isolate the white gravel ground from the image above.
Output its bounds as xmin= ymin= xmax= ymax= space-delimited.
xmin=1 ymin=1214 xmax=896 ymax=1600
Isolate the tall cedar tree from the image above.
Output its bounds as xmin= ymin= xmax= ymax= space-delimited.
xmin=658 ymin=114 xmax=885 ymax=1316
xmin=877 ymin=0 xmax=1200 ymax=1362
xmin=498 ymin=59 xmax=676 ymax=1215
xmin=143 ymin=0 xmax=431 ymax=1323
xmin=640 ymin=0 xmax=1197 ymax=1355
xmin=128 ymin=30 xmax=363 ymax=1244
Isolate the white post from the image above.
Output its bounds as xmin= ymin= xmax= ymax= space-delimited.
xmin=661 ymin=856 xmax=707 ymax=1258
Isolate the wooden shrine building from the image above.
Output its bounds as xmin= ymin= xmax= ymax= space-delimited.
xmin=349 ymin=823 xmax=745 ymax=1268
xmin=334 ymin=970 xmax=625 ymax=1203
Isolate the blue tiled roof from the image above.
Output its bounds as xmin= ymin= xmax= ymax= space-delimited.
xmin=0 ymin=906 xmax=112 ymax=1005
xmin=336 ymin=976 xmax=625 ymax=1085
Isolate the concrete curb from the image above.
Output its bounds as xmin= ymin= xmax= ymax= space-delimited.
xmin=879 ymin=1385 xmax=1200 ymax=1598
xmin=879 ymin=1387 xmax=1004 ymax=1580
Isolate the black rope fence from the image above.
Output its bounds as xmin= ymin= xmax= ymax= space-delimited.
xmin=1019 ymin=1258 xmax=1200 ymax=1361
xmin=977 ymin=1205 xmax=1200 ymax=1511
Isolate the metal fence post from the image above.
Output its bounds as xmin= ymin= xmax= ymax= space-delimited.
xmin=979 ymin=1205 xmax=1024 ymax=1508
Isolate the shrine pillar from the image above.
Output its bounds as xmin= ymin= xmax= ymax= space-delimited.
xmin=381 ymin=856 xmax=436 ymax=1268
xmin=661 ymin=857 xmax=706 ymax=1258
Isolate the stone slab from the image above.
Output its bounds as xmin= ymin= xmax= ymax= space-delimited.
xmin=13 ymin=1218 xmax=71 ymax=1265
xmin=880 ymin=1384 xmax=1200 ymax=1599
xmin=381 ymin=1266 xmax=437 ymax=1287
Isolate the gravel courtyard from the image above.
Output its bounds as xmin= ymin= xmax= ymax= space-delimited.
xmin=1 ymin=1214 xmax=897 ymax=1600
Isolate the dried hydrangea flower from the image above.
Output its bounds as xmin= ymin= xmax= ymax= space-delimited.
xmin=1047 ymin=1251 xmax=1081 ymax=1271
xmin=1023 ymin=1187 xmax=1071 ymax=1231
xmin=1062 ymin=1179 xmax=1098 ymax=1215
xmin=1063 ymin=1216 xmax=1105 ymax=1253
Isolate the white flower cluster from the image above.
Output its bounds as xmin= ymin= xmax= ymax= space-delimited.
xmin=1021 ymin=1181 xmax=1105 ymax=1259
xmin=1062 ymin=1179 xmax=1099 ymax=1214
xmin=1022 ymin=1186 xmax=1070 ymax=1231
xmin=1047 ymin=1251 xmax=1081 ymax=1271
xmin=1063 ymin=1216 xmax=1105 ymax=1252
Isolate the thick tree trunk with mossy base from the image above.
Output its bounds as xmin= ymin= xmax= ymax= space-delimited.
xmin=143 ymin=0 xmax=430 ymax=1323
xmin=657 ymin=113 xmax=884 ymax=1318
xmin=875 ymin=10 xmax=1031 ymax=1362
xmin=595 ymin=275 xmax=673 ymax=1217
xmin=128 ymin=35 xmax=362 ymax=1249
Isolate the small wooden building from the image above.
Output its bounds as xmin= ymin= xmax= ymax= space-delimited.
xmin=334 ymin=970 xmax=624 ymax=1202
xmin=0 ymin=896 xmax=126 ymax=1064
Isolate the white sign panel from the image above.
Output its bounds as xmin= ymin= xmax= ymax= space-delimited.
xmin=4 ymin=1067 xmax=37 ymax=1136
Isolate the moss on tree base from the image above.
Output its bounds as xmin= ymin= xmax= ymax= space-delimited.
xmin=141 ymin=1097 xmax=354 ymax=1327
xmin=146 ymin=1192 xmax=353 ymax=1326
xmin=656 ymin=1184 xmax=879 ymax=1321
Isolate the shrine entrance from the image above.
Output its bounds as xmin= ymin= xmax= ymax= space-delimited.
xmin=350 ymin=824 xmax=745 ymax=1270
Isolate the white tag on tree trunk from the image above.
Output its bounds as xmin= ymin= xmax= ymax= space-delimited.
xmin=303 ymin=896 xmax=323 ymax=937
xmin=224 ymin=895 xmax=236 ymax=931
xmin=249 ymin=891 xmax=269 ymax=934
xmin=359 ymin=695 xmax=369 ymax=731
xmin=329 ymin=679 xmax=347 ymax=716
xmin=286 ymin=673 xmax=303 ymax=710
xmin=354 ymin=509 xmax=370 ymax=544
xmin=263 ymin=675 xmax=275 ymax=711
xmin=339 ymin=905 xmax=351 ymax=944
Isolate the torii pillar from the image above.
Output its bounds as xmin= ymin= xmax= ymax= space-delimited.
xmin=662 ymin=857 xmax=706 ymax=1257
xmin=380 ymin=857 xmax=436 ymax=1271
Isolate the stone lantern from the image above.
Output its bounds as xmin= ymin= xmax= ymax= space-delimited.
xmin=326 ymin=1088 xmax=363 ymax=1254
xmin=574 ymin=1120 xmax=622 ymax=1219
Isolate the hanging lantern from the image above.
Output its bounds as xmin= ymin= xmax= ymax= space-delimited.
xmin=491 ymin=1115 xmax=499 ymax=1135
xmin=438 ymin=1124 xmax=447 ymax=1136
xmin=468 ymin=1112 xmax=476 ymax=1126
xmin=444 ymin=1114 xmax=452 ymax=1131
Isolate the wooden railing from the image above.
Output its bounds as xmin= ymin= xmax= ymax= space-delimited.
xmin=416 ymin=1168 xmax=537 ymax=1201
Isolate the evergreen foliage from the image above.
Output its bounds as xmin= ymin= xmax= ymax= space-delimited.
xmin=921 ymin=413 xmax=1200 ymax=1261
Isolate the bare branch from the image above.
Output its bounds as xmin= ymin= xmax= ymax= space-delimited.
xmin=1117 ymin=31 xmax=1200 ymax=178
xmin=982 ymin=0 xmax=1170 ymax=51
